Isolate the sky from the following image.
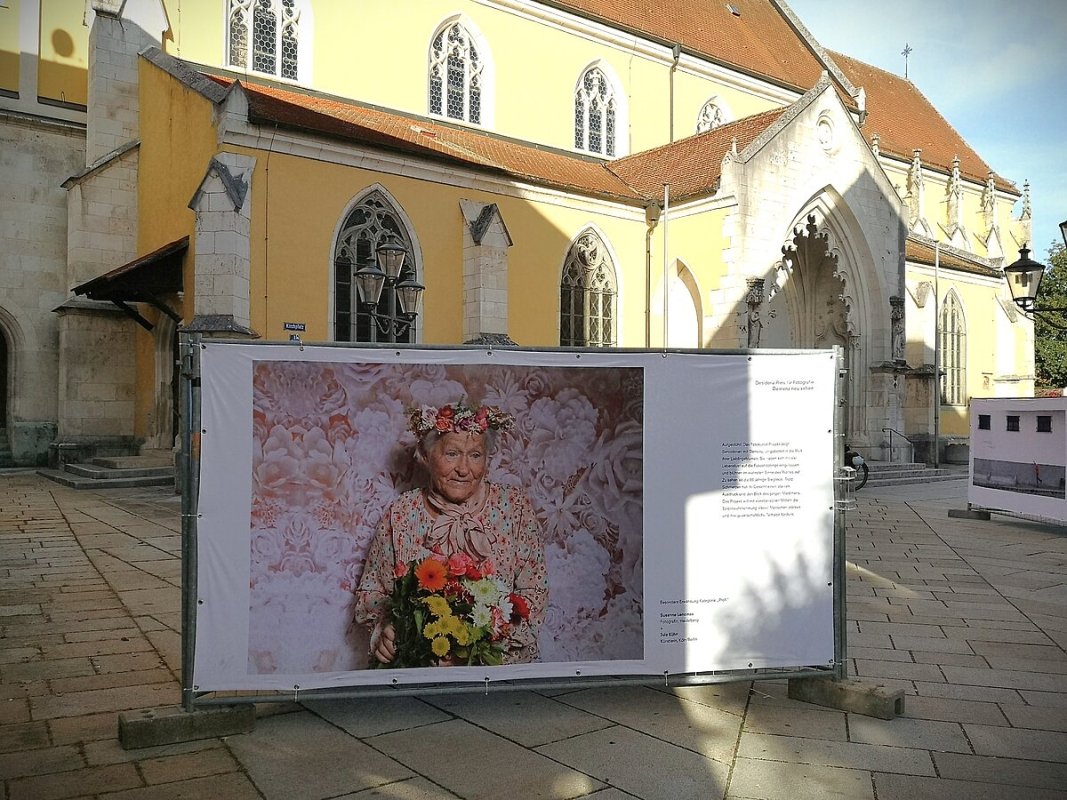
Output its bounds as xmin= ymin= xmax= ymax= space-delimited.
xmin=786 ymin=0 xmax=1067 ymax=263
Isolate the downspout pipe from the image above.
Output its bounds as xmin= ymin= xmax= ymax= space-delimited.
xmin=669 ymin=44 xmax=681 ymax=142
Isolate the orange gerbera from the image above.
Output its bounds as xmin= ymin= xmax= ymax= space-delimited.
xmin=414 ymin=558 xmax=448 ymax=592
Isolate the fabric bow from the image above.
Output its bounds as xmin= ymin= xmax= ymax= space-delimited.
xmin=423 ymin=484 xmax=496 ymax=561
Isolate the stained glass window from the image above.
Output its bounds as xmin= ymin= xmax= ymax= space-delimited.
xmin=227 ymin=0 xmax=300 ymax=81
xmin=696 ymin=100 xmax=724 ymax=133
xmin=430 ymin=22 xmax=483 ymax=124
xmin=939 ymin=292 xmax=966 ymax=405
xmin=574 ymin=67 xmax=617 ymax=156
xmin=560 ymin=231 xmax=617 ymax=347
xmin=334 ymin=193 xmax=419 ymax=344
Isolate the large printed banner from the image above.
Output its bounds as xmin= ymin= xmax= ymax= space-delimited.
xmin=194 ymin=343 xmax=837 ymax=691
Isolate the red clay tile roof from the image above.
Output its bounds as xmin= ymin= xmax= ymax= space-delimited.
xmin=830 ymin=51 xmax=1018 ymax=196
xmin=208 ymin=74 xmax=782 ymax=204
xmin=552 ymin=0 xmax=829 ymax=95
xmin=207 ymin=76 xmax=645 ymax=202
xmin=906 ymin=238 xmax=1002 ymax=278
xmin=609 ymin=107 xmax=784 ymax=198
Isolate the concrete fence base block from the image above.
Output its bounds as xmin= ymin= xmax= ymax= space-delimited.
xmin=118 ymin=705 xmax=255 ymax=750
xmin=787 ymin=677 xmax=905 ymax=720
xmin=948 ymin=508 xmax=991 ymax=520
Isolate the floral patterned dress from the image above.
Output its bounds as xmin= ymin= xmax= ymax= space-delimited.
xmin=354 ymin=482 xmax=548 ymax=664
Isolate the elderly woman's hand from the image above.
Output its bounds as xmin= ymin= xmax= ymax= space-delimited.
xmin=374 ymin=623 xmax=397 ymax=664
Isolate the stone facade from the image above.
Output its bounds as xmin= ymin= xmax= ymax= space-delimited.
xmin=0 ymin=114 xmax=84 ymax=465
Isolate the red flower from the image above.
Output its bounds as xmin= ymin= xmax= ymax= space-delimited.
xmin=414 ymin=558 xmax=447 ymax=592
xmin=448 ymin=552 xmax=476 ymax=578
xmin=394 ymin=562 xmax=409 ymax=580
xmin=508 ymin=593 xmax=530 ymax=623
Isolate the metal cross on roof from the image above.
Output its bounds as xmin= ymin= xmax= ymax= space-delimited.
xmin=902 ymin=43 xmax=913 ymax=78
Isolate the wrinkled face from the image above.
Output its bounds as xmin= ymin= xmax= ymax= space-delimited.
xmin=427 ymin=431 xmax=487 ymax=504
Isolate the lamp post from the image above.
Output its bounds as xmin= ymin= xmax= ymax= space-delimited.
xmin=354 ymin=239 xmax=424 ymax=342
xmin=1003 ymin=245 xmax=1067 ymax=320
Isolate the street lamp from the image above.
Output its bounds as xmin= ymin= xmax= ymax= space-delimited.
xmin=354 ymin=239 xmax=424 ymax=341
xmin=1003 ymin=245 xmax=1067 ymax=320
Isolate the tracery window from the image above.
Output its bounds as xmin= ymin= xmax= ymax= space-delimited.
xmin=429 ymin=21 xmax=483 ymax=124
xmin=227 ymin=0 xmax=300 ymax=80
xmin=695 ymin=100 xmax=724 ymax=133
xmin=939 ymin=292 xmax=966 ymax=405
xmin=560 ymin=230 xmax=617 ymax=347
xmin=574 ymin=67 xmax=616 ymax=156
xmin=333 ymin=192 xmax=419 ymax=344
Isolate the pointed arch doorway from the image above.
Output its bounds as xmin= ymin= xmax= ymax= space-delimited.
xmin=768 ymin=214 xmax=868 ymax=445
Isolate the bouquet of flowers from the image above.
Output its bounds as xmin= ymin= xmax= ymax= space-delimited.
xmin=378 ymin=552 xmax=531 ymax=668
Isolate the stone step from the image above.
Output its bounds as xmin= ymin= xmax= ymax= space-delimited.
xmin=65 ymin=462 xmax=174 ymax=480
xmin=36 ymin=467 xmax=175 ymax=490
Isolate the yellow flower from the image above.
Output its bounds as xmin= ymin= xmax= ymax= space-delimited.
xmin=423 ymin=620 xmax=443 ymax=640
xmin=431 ymin=636 xmax=451 ymax=657
xmin=453 ymin=623 xmax=473 ymax=646
xmin=439 ymin=615 xmax=462 ymax=636
xmin=423 ymin=595 xmax=451 ymax=617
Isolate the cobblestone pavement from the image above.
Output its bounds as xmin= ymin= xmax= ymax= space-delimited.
xmin=1 ymin=472 xmax=1065 ymax=799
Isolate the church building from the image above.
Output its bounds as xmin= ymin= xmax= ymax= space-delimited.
xmin=0 ymin=0 xmax=1036 ymax=468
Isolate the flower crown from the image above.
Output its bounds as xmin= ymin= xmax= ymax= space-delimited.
xmin=408 ymin=401 xmax=515 ymax=436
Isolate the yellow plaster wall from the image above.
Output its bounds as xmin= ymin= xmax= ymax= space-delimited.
xmin=134 ymin=57 xmax=219 ymax=436
xmin=38 ymin=0 xmax=87 ymax=105
xmin=0 ymin=1 xmax=19 ymax=93
xmin=156 ymin=1 xmax=785 ymax=156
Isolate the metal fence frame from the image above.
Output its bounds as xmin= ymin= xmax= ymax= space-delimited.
xmin=178 ymin=334 xmax=850 ymax=711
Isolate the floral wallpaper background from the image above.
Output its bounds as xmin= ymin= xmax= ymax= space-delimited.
xmin=248 ymin=360 xmax=645 ymax=674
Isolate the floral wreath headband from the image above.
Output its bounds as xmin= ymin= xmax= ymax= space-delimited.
xmin=408 ymin=402 xmax=515 ymax=437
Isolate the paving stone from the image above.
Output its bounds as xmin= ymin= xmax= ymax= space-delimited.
xmin=302 ymin=696 xmax=453 ymax=739
xmin=847 ymin=715 xmax=970 ymax=753
xmin=941 ymin=665 xmax=1067 ymax=693
xmin=902 ymin=695 xmax=1007 ymax=725
xmin=554 ymin=684 xmax=744 ymax=763
xmin=742 ymin=701 xmax=847 ymax=742
xmin=334 ymin=776 xmax=462 ymax=799
xmin=227 ymin=710 xmax=418 ymax=799
xmin=47 ymin=712 xmax=118 ymax=745
xmin=933 ymin=751 xmax=1067 ymax=792
xmin=852 ymin=660 xmax=945 ymax=682
xmin=5 ymin=761 xmax=142 ymax=800
xmin=964 ymin=723 xmax=1067 ymax=762
xmin=422 ymin=689 xmax=612 ymax=747
xmin=536 ymin=723 xmax=726 ymax=800
xmin=873 ymin=772 xmax=1067 ymax=800
xmin=29 ymin=683 xmax=175 ymax=720
xmin=0 ymin=720 xmax=50 ymax=754
xmin=0 ymin=742 xmax=83 ymax=780
xmin=726 ymin=757 xmax=872 ymax=799
xmin=912 ymin=681 xmax=1025 ymax=704
xmin=96 ymin=771 xmax=262 ymax=800
xmin=735 ymin=731 xmax=936 ymax=775
xmin=661 ymin=681 xmax=753 ymax=716
xmin=138 ymin=746 xmax=240 ymax=784
xmin=910 ymin=651 xmax=990 ymax=668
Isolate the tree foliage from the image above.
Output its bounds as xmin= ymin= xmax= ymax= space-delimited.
xmin=1035 ymin=241 xmax=1067 ymax=391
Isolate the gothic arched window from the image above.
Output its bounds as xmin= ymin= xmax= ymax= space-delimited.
xmin=429 ymin=21 xmax=484 ymax=124
xmin=560 ymin=230 xmax=617 ymax=347
xmin=227 ymin=0 xmax=301 ymax=81
xmin=695 ymin=99 xmax=725 ymax=133
xmin=940 ymin=292 xmax=966 ymax=405
xmin=334 ymin=192 xmax=419 ymax=344
xmin=574 ymin=67 xmax=617 ymax=156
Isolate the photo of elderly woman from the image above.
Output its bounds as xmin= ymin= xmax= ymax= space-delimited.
xmin=246 ymin=360 xmax=643 ymax=675
xmin=354 ymin=402 xmax=548 ymax=667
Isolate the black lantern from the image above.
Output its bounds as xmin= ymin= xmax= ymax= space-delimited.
xmin=354 ymin=239 xmax=424 ymax=341
xmin=1003 ymin=245 xmax=1067 ymax=321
